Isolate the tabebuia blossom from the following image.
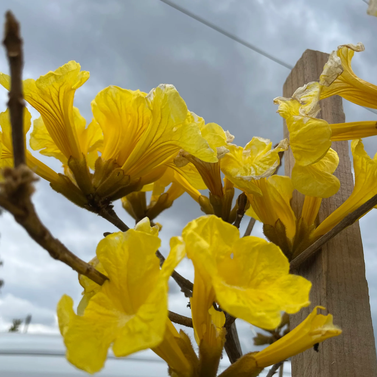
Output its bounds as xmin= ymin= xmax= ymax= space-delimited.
xmin=57 ymin=219 xmax=188 ymax=374
xmin=0 ymin=62 xmax=218 ymax=210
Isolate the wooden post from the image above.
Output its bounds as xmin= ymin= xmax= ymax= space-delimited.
xmin=283 ymin=50 xmax=377 ymax=377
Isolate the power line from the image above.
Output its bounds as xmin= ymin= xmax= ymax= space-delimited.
xmin=160 ymin=0 xmax=377 ymax=117
xmin=159 ymin=0 xmax=293 ymax=69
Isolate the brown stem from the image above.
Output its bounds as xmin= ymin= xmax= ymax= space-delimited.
xmin=290 ymin=193 xmax=377 ymax=271
xmin=0 ymin=167 xmax=108 ymax=285
xmin=168 ymin=311 xmax=193 ymax=327
xmin=243 ymin=217 xmax=256 ymax=237
xmin=3 ymin=12 xmax=25 ymax=167
xmin=156 ymin=250 xmax=193 ymax=297
xmin=98 ymin=206 xmax=129 ymax=231
xmin=224 ymin=321 xmax=242 ymax=363
xmin=266 ymin=361 xmax=284 ymax=377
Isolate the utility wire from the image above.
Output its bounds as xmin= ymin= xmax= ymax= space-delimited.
xmin=160 ymin=0 xmax=377 ymax=116
xmin=159 ymin=0 xmax=293 ymax=69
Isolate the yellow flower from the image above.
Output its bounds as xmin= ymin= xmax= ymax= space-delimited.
xmin=320 ymin=43 xmax=377 ymax=109
xmin=0 ymin=61 xmax=97 ymax=161
xmin=173 ymin=117 xmax=235 ymax=219
xmin=219 ymin=306 xmax=341 ymax=377
xmin=1 ymin=63 xmax=217 ymax=209
xmin=0 ymin=108 xmax=60 ymax=183
xmin=274 ymin=97 xmax=340 ymax=197
xmin=220 ymin=137 xmax=288 ymax=196
xmin=245 ymin=176 xmax=296 ymax=244
xmin=91 ymin=85 xmax=218 ymax=202
xmin=312 ymin=139 xmax=377 ymax=239
xmin=181 ymin=215 xmax=311 ymax=330
xmin=57 ymin=218 xmax=185 ymax=374
xmin=291 ymin=148 xmax=340 ymax=198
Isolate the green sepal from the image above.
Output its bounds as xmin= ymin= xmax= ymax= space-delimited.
xmin=50 ymin=174 xmax=89 ymax=209
xmin=263 ymin=219 xmax=292 ymax=260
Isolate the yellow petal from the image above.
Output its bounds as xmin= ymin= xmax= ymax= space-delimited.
xmin=152 ymin=321 xmax=194 ymax=377
xmin=254 ymin=306 xmax=341 ymax=368
xmin=30 ymin=116 xmax=67 ymax=164
xmin=289 ymin=116 xmax=332 ymax=166
xmin=313 ymin=139 xmax=377 ymax=238
xmin=320 ymin=43 xmax=377 ymax=109
xmin=57 ymin=219 xmax=183 ymax=374
xmin=92 ymin=84 xmax=217 ymax=185
xmin=91 ymin=86 xmax=151 ymax=167
xmin=0 ymin=109 xmax=59 ymax=183
xmin=182 ymin=216 xmax=311 ymax=330
xmin=57 ymin=294 xmax=116 ymax=374
xmin=292 ymin=148 xmax=340 ymax=198
xmin=26 ymin=151 xmax=60 ymax=184
xmin=220 ymin=137 xmax=288 ymax=195
xmin=0 ymin=62 xmax=90 ymax=159
xmin=330 ymin=120 xmax=377 ymax=141
xmin=274 ymin=96 xmax=332 ymax=166
xmin=0 ymin=108 xmax=31 ymax=157
xmin=245 ymin=176 xmax=296 ymax=242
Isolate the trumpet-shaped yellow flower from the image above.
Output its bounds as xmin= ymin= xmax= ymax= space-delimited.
xmin=0 ymin=108 xmax=60 ymax=183
xmin=274 ymin=97 xmax=341 ymax=197
xmin=274 ymin=97 xmax=332 ymax=166
xmin=30 ymin=109 xmax=103 ymax=170
xmin=181 ymin=215 xmax=311 ymax=330
xmin=312 ymin=139 xmax=377 ymax=238
xmin=91 ymin=85 xmax=217 ymax=200
xmin=0 ymin=61 xmax=98 ymax=160
xmin=57 ymin=218 xmax=185 ymax=374
xmin=220 ymin=137 xmax=288 ymax=196
xmin=153 ymin=319 xmax=197 ymax=377
xmin=245 ymin=176 xmax=296 ymax=243
xmin=1 ymin=63 xmax=218 ymax=210
xmin=219 ymin=306 xmax=341 ymax=377
xmin=174 ymin=117 xmax=232 ymax=197
xmin=320 ymin=43 xmax=377 ymax=109
xmin=291 ymin=148 xmax=340 ymax=198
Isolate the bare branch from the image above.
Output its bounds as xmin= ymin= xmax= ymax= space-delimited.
xmin=290 ymin=193 xmax=377 ymax=271
xmin=3 ymin=11 xmax=25 ymax=167
xmin=266 ymin=361 xmax=284 ymax=377
xmin=0 ymin=166 xmax=108 ymax=286
xmin=224 ymin=321 xmax=242 ymax=363
xmin=168 ymin=311 xmax=193 ymax=328
xmin=98 ymin=206 xmax=129 ymax=231
xmin=156 ymin=250 xmax=193 ymax=297
xmin=243 ymin=217 xmax=256 ymax=237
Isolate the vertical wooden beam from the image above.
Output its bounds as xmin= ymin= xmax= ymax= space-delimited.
xmin=283 ymin=50 xmax=377 ymax=377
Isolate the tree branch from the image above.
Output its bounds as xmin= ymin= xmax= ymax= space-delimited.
xmin=290 ymin=192 xmax=377 ymax=271
xmin=156 ymin=250 xmax=193 ymax=297
xmin=98 ymin=206 xmax=129 ymax=231
xmin=266 ymin=361 xmax=284 ymax=377
xmin=243 ymin=217 xmax=256 ymax=237
xmin=168 ymin=311 xmax=193 ymax=327
xmin=224 ymin=320 xmax=242 ymax=363
xmin=3 ymin=11 xmax=25 ymax=167
xmin=0 ymin=167 xmax=108 ymax=285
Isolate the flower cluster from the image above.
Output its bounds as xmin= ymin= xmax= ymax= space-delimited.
xmin=1 ymin=40 xmax=376 ymax=375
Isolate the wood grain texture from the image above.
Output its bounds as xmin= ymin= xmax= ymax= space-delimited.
xmin=283 ymin=50 xmax=377 ymax=377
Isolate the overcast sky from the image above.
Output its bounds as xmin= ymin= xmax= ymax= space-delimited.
xmin=0 ymin=0 xmax=376 ymax=376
